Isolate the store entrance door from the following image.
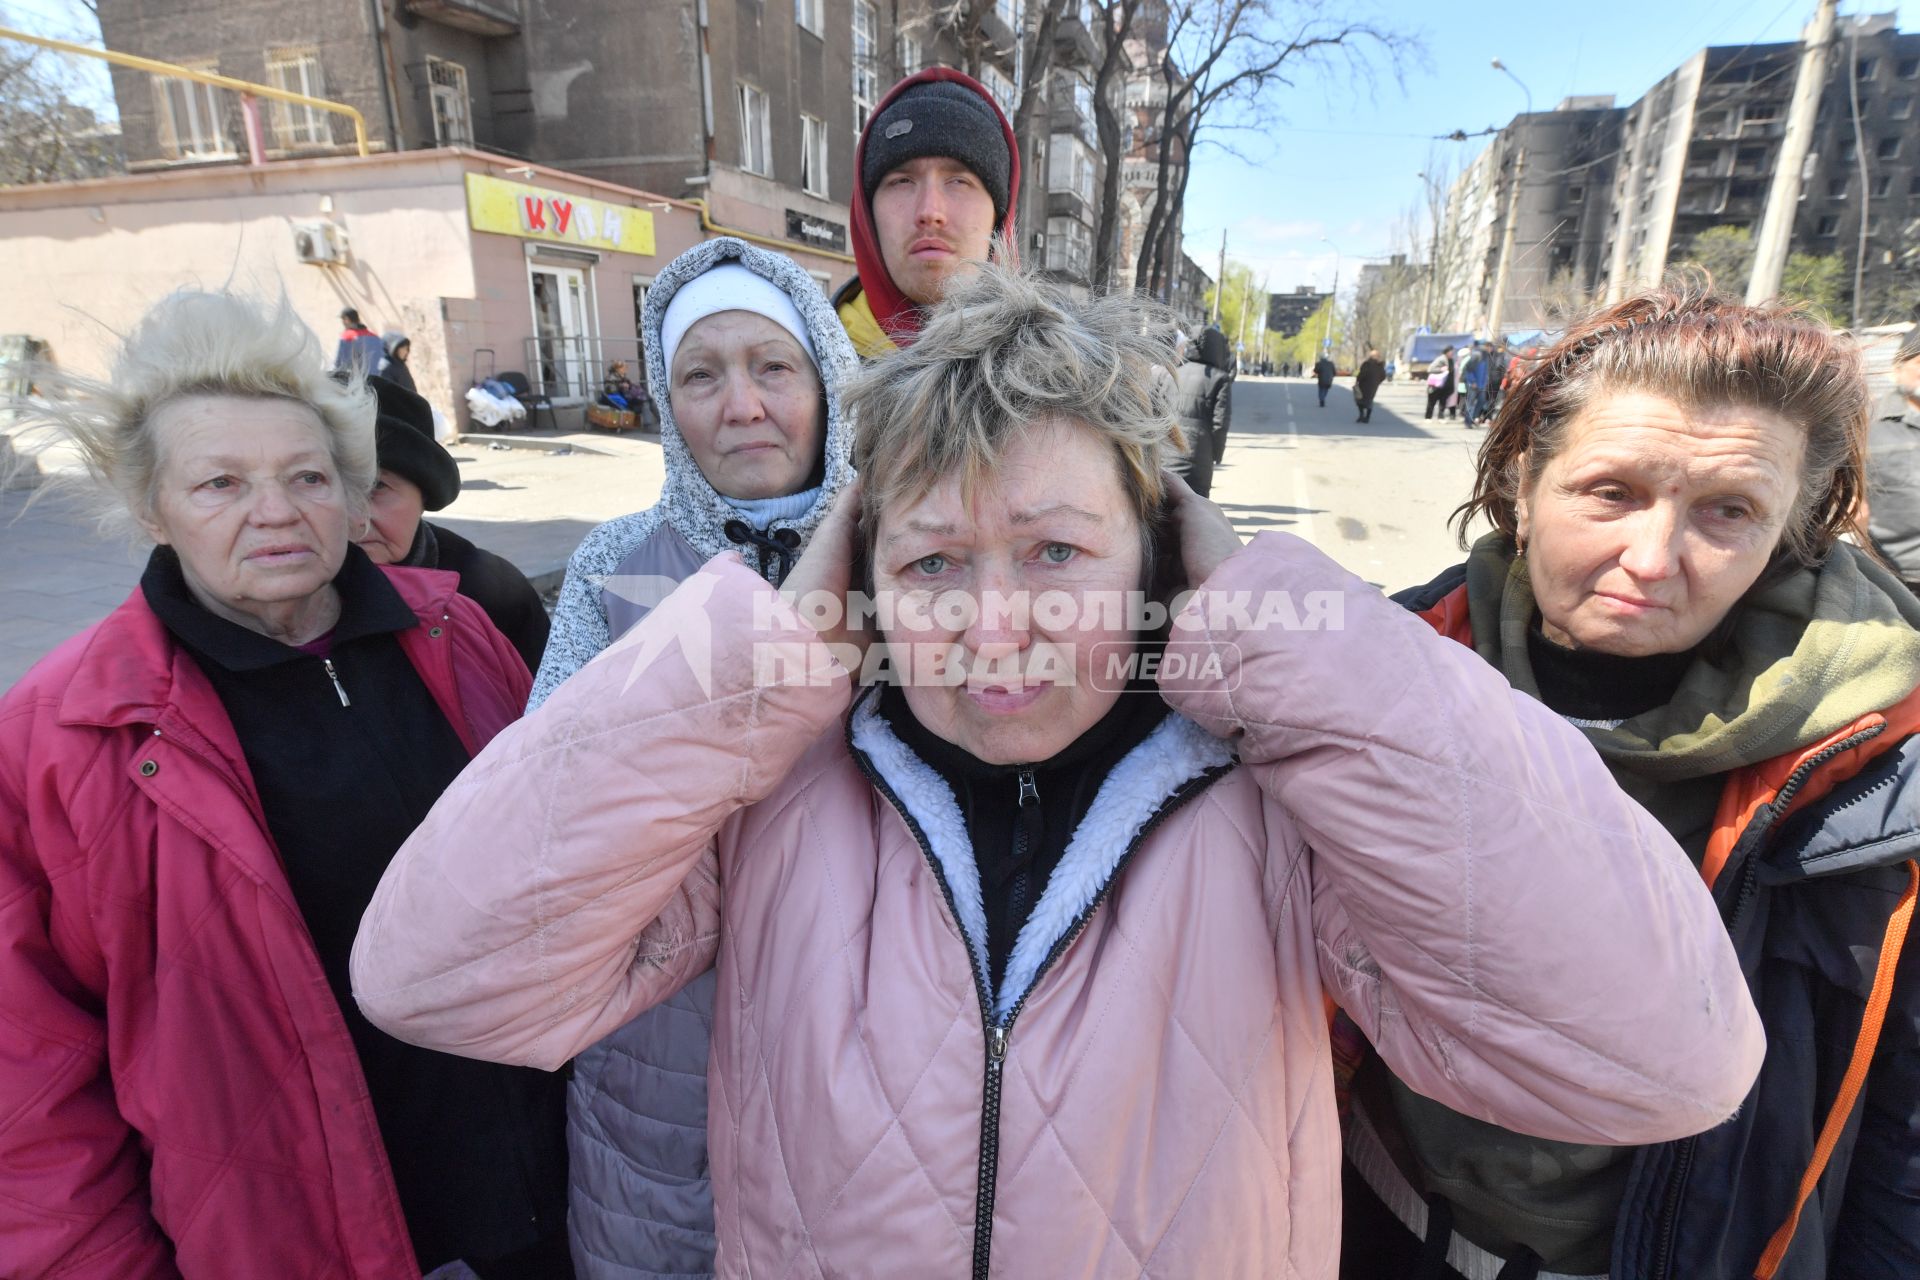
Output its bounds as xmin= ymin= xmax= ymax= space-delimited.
xmin=528 ymin=263 xmax=592 ymax=399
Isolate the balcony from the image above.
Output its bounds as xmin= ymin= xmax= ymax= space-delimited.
xmin=405 ymin=0 xmax=520 ymax=37
xmin=1048 ymin=189 xmax=1096 ymax=220
xmin=1054 ymin=10 xmax=1099 ymax=61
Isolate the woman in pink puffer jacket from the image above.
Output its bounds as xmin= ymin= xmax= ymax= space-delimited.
xmin=354 ymin=270 xmax=1764 ymax=1279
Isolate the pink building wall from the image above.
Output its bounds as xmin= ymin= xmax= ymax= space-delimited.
xmin=0 ymin=148 xmax=842 ymax=434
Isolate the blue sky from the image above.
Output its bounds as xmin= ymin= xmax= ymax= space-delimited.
xmin=1177 ymin=1 xmax=1920 ymax=300
xmin=10 ymin=0 xmax=1920 ymax=301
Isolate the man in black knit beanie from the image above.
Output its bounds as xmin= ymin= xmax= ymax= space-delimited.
xmin=836 ymin=69 xmax=1020 ymax=357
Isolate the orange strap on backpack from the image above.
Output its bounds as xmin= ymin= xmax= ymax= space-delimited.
xmin=1751 ymin=859 xmax=1918 ymax=1280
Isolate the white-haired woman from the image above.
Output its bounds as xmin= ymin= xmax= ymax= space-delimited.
xmin=355 ymin=270 xmax=1762 ymax=1277
xmin=0 ymin=292 xmax=569 ymax=1278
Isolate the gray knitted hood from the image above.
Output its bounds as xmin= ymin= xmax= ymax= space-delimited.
xmin=640 ymin=237 xmax=858 ymax=568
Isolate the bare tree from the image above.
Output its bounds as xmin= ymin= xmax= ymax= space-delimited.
xmin=1414 ymin=151 xmax=1467 ymax=330
xmin=1133 ymin=1 xmax=1409 ymax=297
xmin=1010 ymin=0 xmax=1072 ymax=247
xmin=919 ymin=0 xmax=1003 ymax=80
xmin=1088 ymin=0 xmax=1147 ymax=292
xmin=0 ymin=43 xmax=123 ymax=187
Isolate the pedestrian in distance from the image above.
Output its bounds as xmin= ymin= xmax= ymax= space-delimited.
xmin=377 ymin=329 xmax=416 ymax=393
xmin=335 ymin=306 xmax=385 ymax=374
xmin=836 ymin=69 xmax=1019 ymax=357
xmin=1354 ymin=347 xmax=1387 ymax=423
xmin=1424 ymin=345 xmax=1454 ymax=419
xmin=1169 ymin=328 xmax=1231 ymax=493
xmin=1484 ymin=339 xmax=1512 ymax=419
xmin=354 ymin=265 xmax=1762 ymax=1280
xmin=1348 ymin=283 xmax=1920 ymax=1280
xmin=1865 ymin=326 xmax=1920 ymax=594
xmin=357 ymin=374 xmax=551 ymax=675
xmin=0 ymin=291 xmax=571 ymax=1278
xmin=1459 ymin=339 xmax=1490 ymax=427
xmin=479 ymin=236 xmax=856 ymax=1280
xmin=1314 ymin=350 xmax=1337 ymax=407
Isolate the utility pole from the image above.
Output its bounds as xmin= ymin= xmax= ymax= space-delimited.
xmin=1257 ymin=270 xmax=1271 ymax=366
xmin=1320 ymin=237 xmax=1342 ymax=353
xmin=1750 ymin=0 xmax=1837 ymax=304
xmin=1483 ymin=59 xmax=1533 ymax=340
xmin=1483 ymin=147 xmax=1526 ymax=337
xmin=1211 ymin=228 xmax=1227 ymax=324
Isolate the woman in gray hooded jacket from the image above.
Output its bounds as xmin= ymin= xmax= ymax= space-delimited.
xmin=530 ymin=237 xmax=858 ymax=1278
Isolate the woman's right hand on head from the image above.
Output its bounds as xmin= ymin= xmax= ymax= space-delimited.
xmin=780 ymin=482 xmax=870 ymax=662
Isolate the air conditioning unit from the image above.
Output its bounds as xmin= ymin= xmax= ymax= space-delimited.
xmin=293 ymin=220 xmax=349 ymax=265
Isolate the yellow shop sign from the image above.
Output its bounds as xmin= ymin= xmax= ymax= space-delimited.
xmin=466 ymin=173 xmax=656 ymax=257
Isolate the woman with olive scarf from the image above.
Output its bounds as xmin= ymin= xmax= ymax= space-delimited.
xmin=1341 ymin=284 xmax=1920 ymax=1280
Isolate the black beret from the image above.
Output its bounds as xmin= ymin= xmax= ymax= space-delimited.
xmin=369 ymin=374 xmax=460 ymax=512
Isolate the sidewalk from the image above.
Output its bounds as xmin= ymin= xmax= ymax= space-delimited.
xmin=0 ymin=431 xmax=667 ymax=691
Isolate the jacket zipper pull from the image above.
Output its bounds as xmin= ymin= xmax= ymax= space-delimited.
xmin=322 ymin=658 xmax=351 ymax=707
xmin=1017 ymin=770 xmax=1038 ymax=807
xmin=989 ymin=1022 xmax=1009 ymax=1065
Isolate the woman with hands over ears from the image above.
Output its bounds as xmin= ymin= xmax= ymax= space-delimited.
xmin=354 ymin=267 xmax=1762 ymax=1279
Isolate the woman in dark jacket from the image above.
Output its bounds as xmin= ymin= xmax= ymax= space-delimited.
xmin=1169 ymin=331 xmax=1231 ymax=495
xmin=1354 ymin=348 xmax=1387 ymax=423
xmin=359 ymin=374 xmax=551 ymax=673
xmin=0 ymin=291 xmax=570 ymax=1277
xmin=1341 ymin=283 xmax=1920 ymax=1280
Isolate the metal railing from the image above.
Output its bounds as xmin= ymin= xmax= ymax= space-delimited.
xmin=518 ymin=335 xmax=649 ymax=403
xmin=0 ymin=26 xmax=369 ymax=159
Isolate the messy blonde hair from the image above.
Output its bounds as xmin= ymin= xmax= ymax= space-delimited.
xmin=847 ymin=264 xmax=1183 ymax=552
xmin=12 ymin=290 xmax=377 ymax=533
xmin=1456 ymin=278 xmax=1869 ymax=566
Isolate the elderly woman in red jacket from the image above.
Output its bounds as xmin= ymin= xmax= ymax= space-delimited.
xmin=0 ymin=292 xmax=569 ymax=1278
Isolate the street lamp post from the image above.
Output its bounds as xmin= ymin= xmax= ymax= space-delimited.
xmin=1483 ymin=58 xmax=1533 ymax=341
xmin=1320 ymin=236 xmax=1341 ymax=356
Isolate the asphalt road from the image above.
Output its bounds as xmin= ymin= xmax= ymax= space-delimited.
xmin=1208 ymin=373 xmax=1489 ymax=593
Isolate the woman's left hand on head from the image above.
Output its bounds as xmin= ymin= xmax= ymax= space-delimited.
xmin=780 ymin=481 xmax=870 ymax=661
xmin=1163 ymin=470 xmax=1243 ymax=586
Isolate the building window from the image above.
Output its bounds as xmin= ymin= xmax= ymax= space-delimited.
xmin=853 ymin=2 xmax=879 ymax=132
xmin=1568 ymin=184 xmax=1585 ymax=203
xmin=737 ymin=81 xmax=771 ymax=176
xmin=1048 ymin=133 xmax=1095 ymax=204
xmin=1880 ymin=136 xmax=1903 ymax=160
xmin=1910 ymin=174 xmax=1920 ymax=196
xmin=1857 ymin=57 xmax=1879 ymax=81
xmin=1817 ymin=214 xmax=1840 ymax=236
xmin=897 ymin=33 xmax=921 ymax=76
xmin=1894 ymin=95 xmax=1915 ymax=120
xmin=1045 ymin=215 xmax=1092 ymax=278
xmin=1902 ymin=57 xmax=1920 ymax=79
xmin=795 ymin=0 xmax=823 ymax=37
xmin=1874 ymin=174 xmax=1893 ymax=197
xmin=1744 ymin=102 xmax=1782 ymax=123
xmin=996 ymin=0 xmax=1020 ymax=31
xmin=263 ymin=48 xmax=328 ymax=148
xmin=1728 ymin=178 xmax=1764 ymax=200
xmin=800 ymin=114 xmax=829 ymax=197
xmin=981 ymin=64 xmax=1016 ymax=116
xmin=152 ymin=62 xmax=234 ymax=159
xmin=1830 ymin=176 xmax=1849 ymax=198
xmin=1841 ymin=138 xmax=1858 ymax=162
xmin=428 ymin=57 xmax=472 ymax=147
